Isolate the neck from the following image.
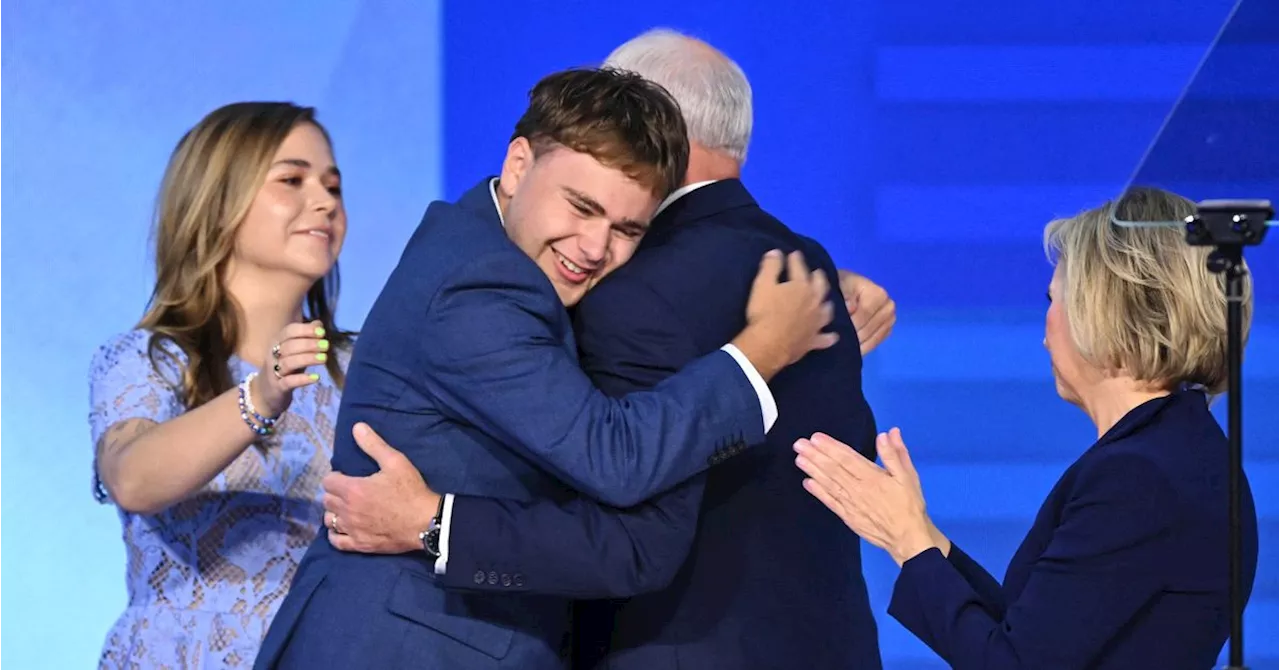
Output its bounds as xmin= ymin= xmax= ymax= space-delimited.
xmin=1078 ymin=376 xmax=1170 ymax=438
xmin=224 ymin=265 xmax=310 ymax=368
xmin=685 ymin=143 xmax=741 ymax=184
xmin=497 ymin=188 xmax=511 ymax=222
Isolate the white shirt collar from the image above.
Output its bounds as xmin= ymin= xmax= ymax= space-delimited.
xmin=488 ymin=178 xmax=506 ymax=227
xmin=654 ymin=180 xmax=718 ymax=219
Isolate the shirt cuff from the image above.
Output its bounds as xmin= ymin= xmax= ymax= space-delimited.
xmin=433 ymin=493 xmax=455 ymax=575
xmin=719 ymin=343 xmax=778 ymax=432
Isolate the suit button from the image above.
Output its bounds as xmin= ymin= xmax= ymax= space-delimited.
xmin=502 ymin=573 xmax=512 ymax=587
xmin=514 ymin=573 xmax=525 ymax=587
xmin=488 ymin=571 xmax=499 ymax=585
xmin=473 ymin=570 xmax=485 ymax=585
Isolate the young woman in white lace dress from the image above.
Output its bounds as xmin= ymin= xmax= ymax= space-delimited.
xmin=89 ymin=102 xmax=353 ymax=668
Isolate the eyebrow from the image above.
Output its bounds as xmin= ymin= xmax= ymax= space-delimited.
xmin=272 ymin=158 xmax=341 ymax=179
xmin=562 ymin=186 xmax=648 ymax=232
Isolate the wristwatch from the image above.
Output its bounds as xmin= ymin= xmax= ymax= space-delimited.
xmin=419 ymin=496 xmax=447 ymax=559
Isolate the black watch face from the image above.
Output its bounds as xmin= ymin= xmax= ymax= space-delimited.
xmin=424 ymin=527 xmax=441 ymax=556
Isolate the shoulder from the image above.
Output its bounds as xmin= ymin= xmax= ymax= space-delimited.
xmin=397 ymin=200 xmax=547 ymax=304
xmin=1097 ymin=394 xmax=1221 ymax=472
xmin=1067 ymin=446 xmax=1182 ymax=536
xmin=409 ymin=198 xmax=515 ymax=263
xmin=581 ymin=205 xmax=802 ymax=321
xmin=89 ymin=329 xmax=186 ymax=388
xmin=423 ymin=248 xmax=568 ymax=359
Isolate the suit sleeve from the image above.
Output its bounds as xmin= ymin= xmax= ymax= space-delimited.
xmin=944 ymin=544 xmax=1010 ymax=620
xmin=439 ymin=277 xmax=710 ymax=597
xmin=421 ymin=250 xmax=763 ymax=507
xmin=887 ymin=454 xmax=1178 ymax=669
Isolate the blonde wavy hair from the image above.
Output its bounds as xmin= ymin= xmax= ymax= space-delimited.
xmin=1044 ymin=186 xmax=1252 ymax=394
xmin=138 ymin=102 xmax=351 ymax=409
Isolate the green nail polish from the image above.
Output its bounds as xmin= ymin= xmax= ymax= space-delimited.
xmin=318 ymin=340 xmax=330 ymax=351
xmin=309 ymin=373 xmax=320 ymax=381
xmin=316 ymin=353 xmax=328 ymax=362
xmin=315 ymin=327 xmax=326 ymax=337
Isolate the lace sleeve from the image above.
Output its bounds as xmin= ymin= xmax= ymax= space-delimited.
xmin=88 ymin=330 xmax=186 ymax=504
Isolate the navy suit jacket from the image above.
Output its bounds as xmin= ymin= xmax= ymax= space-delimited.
xmin=890 ymin=389 xmax=1258 ymax=669
xmin=438 ymin=180 xmax=883 ymax=669
xmin=253 ymin=179 xmax=768 ymax=670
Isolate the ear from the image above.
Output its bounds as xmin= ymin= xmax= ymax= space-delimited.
xmin=499 ymin=137 xmax=535 ymax=198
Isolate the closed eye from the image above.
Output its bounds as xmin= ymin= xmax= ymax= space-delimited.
xmin=615 ymin=224 xmax=645 ymax=239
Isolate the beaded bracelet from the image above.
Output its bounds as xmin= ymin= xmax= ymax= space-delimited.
xmin=238 ymin=372 xmax=278 ymax=436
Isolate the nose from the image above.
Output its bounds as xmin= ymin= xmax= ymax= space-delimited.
xmin=309 ymin=181 xmax=338 ymax=215
xmin=578 ymin=222 xmax=610 ymax=266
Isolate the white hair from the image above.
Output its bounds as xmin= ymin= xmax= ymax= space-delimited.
xmin=605 ymin=28 xmax=753 ymax=163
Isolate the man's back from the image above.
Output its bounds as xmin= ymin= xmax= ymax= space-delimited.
xmin=574 ymin=180 xmax=881 ymax=669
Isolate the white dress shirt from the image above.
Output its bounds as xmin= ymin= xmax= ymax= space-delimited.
xmin=434 ymin=178 xmax=775 ymax=574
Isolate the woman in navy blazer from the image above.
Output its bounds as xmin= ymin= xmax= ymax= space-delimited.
xmin=794 ymin=187 xmax=1259 ymax=669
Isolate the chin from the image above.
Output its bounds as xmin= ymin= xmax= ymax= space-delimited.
xmin=1053 ymin=379 xmax=1083 ymax=407
xmin=557 ymin=286 xmax=585 ymax=308
xmin=289 ymin=255 xmax=336 ymax=281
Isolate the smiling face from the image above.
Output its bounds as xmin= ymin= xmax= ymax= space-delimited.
xmin=229 ymin=122 xmax=346 ymax=286
xmin=493 ymin=67 xmax=691 ymax=306
xmin=498 ymin=139 xmax=659 ymax=306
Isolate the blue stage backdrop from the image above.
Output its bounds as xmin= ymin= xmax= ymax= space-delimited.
xmin=2 ymin=1 xmax=1275 ymax=668
xmin=441 ymin=2 xmax=1276 ymax=666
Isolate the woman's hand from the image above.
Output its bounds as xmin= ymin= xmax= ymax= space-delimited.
xmin=251 ymin=320 xmax=329 ymax=418
xmin=794 ymin=428 xmax=940 ymax=566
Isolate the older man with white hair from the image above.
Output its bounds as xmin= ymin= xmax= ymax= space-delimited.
xmin=559 ymin=29 xmax=887 ymax=670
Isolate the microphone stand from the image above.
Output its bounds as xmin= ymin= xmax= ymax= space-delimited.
xmin=1184 ymin=199 xmax=1271 ymax=670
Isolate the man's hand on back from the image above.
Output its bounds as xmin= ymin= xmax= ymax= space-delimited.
xmin=323 ymin=423 xmax=440 ymax=555
xmin=837 ymin=270 xmax=895 ymax=355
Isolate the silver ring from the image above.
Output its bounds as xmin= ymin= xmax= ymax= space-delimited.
xmin=272 ymin=363 xmax=283 ymax=380
xmin=329 ymin=513 xmax=345 ymax=535
xmin=271 ymin=343 xmax=282 ymax=360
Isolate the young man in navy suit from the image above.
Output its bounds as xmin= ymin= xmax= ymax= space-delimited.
xmin=255 ymin=67 xmax=842 ymax=670
xmin=323 ymin=32 xmax=892 ymax=670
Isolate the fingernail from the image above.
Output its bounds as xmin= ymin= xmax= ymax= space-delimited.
xmin=318 ymin=340 xmax=330 ymax=351
xmin=308 ymin=373 xmax=320 ymax=381
xmin=793 ymin=440 xmax=809 ymax=453
xmin=316 ymin=353 xmax=328 ymax=362
xmin=354 ymin=422 xmax=369 ymax=436
xmin=315 ymin=327 xmax=326 ymax=337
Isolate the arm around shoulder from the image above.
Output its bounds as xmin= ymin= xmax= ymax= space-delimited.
xmin=420 ymin=251 xmax=765 ymax=506
xmin=433 ymin=277 xmax=715 ymax=596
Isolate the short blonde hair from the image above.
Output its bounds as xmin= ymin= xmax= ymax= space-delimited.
xmin=1044 ymin=187 xmax=1252 ymax=394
